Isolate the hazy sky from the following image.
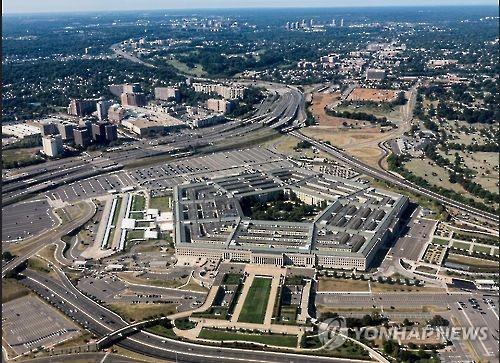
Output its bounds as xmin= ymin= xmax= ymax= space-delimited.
xmin=3 ymin=0 xmax=496 ymax=14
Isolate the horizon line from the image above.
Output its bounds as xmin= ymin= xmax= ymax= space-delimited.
xmin=3 ymin=3 xmax=497 ymax=15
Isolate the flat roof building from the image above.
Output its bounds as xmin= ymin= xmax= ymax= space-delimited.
xmin=67 ymin=99 xmax=98 ymax=116
xmin=121 ymin=93 xmax=147 ymax=107
xmin=42 ymin=134 xmax=64 ymax=157
xmin=73 ymin=126 xmax=92 ymax=148
xmin=155 ymin=87 xmax=180 ymax=102
xmin=173 ymin=169 xmax=408 ymax=271
xmin=366 ymin=68 xmax=386 ymax=81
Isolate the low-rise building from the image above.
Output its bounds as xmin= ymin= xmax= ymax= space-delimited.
xmin=366 ymin=68 xmax=386 ymax=81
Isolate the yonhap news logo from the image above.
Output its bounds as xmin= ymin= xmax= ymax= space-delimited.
xmin=317 ymin=316 xmax=348 ymax=350
xmin=316 ymin=316 xmax=492 ymax=351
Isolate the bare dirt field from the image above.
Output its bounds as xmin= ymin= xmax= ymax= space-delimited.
xmin=347 ymin=88 xmax=398 ymax=102
xmin=302 ymin=126 xmax=398 ymax=167
xmin=310 ymin=92 xmax=366 ymax=127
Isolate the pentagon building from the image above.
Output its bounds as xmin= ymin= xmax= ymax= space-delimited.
xmin=173 ymin=168 xmax=408 ymax=270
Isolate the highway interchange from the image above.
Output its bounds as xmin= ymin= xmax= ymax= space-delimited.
xmin=2 ymin=81 xmax=499 ymax=363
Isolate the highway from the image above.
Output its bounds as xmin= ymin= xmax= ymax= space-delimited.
xmin=20 ymin=268 xmax=374 ymax=363
xmin=289 ymin=131 xmax=499 ymax=224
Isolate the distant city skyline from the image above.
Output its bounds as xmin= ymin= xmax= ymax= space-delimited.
xmin=3 ymin=0 xmax=497 ymax=14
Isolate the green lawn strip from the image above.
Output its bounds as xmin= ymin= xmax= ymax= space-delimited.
xmin=452 ymin=241 xmax=470 ymax=250
xmin=149 ymin=196 xmax=172 ymax=212
xmin=146 ymin=322 xmax=176 ymax=339
xmin=111 ymin=197 xmax=123 ymax=225
xmin=238 ymin=277 xmax=272 ymax=324
xmin=129 ymin=211 xmax=144 ymax=219
xmin=432 ymin=238 xmax=449 ymax=246
xmin=131 ymin=194 xmax=146 ymax=211
xmin=473 ymin=245 xmax=492 ymax=254
xmin=222 ymin=273 xmax=243 ymax=285
xmin=227 ymin=283 xmax=243 ymax=316
xmin=106 ymin=228 xmax=116 ymax=248
xmin=280 ymin=305 xmax=298 ymax=323
xmin=126 ymin=230 xmax=144 ymax=241
xmin=198 ymin=328 xmax=297 ymax=348
xmin=193 ymin=306 xmax=229 ymax=320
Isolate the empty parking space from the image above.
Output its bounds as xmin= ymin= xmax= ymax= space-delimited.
xmin=2 ymin=199 xmax=55 ymax=242
xmin=2 ymin=295 xmax=80 ymax=356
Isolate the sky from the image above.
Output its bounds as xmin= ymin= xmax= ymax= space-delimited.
xmin=2 ymin=0 xmax=497 ymax=14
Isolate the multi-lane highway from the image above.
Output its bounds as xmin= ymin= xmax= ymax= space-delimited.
xmin=289 ymin=131 xmax=499 ymax=224
xmin=21 ymin=268 xmax=374 ymax=363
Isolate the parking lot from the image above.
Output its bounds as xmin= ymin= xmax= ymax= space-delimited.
xmin=2 ymin=295 xmax=80 ymax=356
xmin=46 ymin=148 xmax=291 ymax=204
xmin=46 ymin=172 xmax=137 ymax=203
xmin=77 ymin=274 xmax=206 ymax=311
xmin=1 ymin=199 xmax=56 ymax=242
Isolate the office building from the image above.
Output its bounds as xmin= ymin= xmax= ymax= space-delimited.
xmin=57 ymin=123 xmax=75 ymax=141
xmin=42 ymin=134 xmax=64 ymax=157
xmin=193 ymin=83 xmax=247 ymax=99
xmin=108 ymin=104 xmax=126 ymax=124
xmin=91 ymin=122 xmax=108 ymax=143
xmin=104 ymin=124 xmax=118 ymax=142
xmin=97 ymin=100 xmax=113 ymax=121
xmin=174 ymin=169 xmax=408 ymax=271
xmin=207 ymin=98 xmax=234 ymax=114
xmin=121 ymin=92 xmax=147 ymax=107
xmin=39 ymin=121 xmax=58 ymax=136
xmin=73 ymin=126 xmax=92 ymax=148
xmin=109 ymin=83 xmax=142 ymax=97
xmin=67 ymin=99 xmax=98 ymax=116
xmin=154 ymin=87 xmax=180 ymax=102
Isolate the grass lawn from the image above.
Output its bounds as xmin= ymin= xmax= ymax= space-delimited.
xmin=149 ymin=196 xmax=172 ymax=212
xmin=106 ymin=228 xmax=116 ymax=248
xmin=111 ymin=197 xmax=123 ymax=225
xmin=126 ymin=229 xmax=144 ymax=241
xmin=223 ymin=273 xmax=242 ymax=285
xmin=2 ymin=147 xmax=44 ymax=168
xmin=27 ymin=257 xmax=51 ymax=273
xmin=131 ymin=194 xmax=146 ymax=211
xmin=452 ymin=241 xmax=471 ymax=250
xmin=129 ymin=211 xmax=144 ymax=219
xmin=198 ymin=328 xmax=298 ymax=348
xmin=415 ymin=265 xmax=438 ymax=274
xmin=432 ymin=238 xmax=449 ymax=246
xmin=2 ymin=278 xmax=31 ymax=303
xmin=280 ymin=305 xmax=298 ymax=323
xmin=118 ymin=272 xmax=187 ymax=288
xmin=317 ymin=278 xmax=369 ymax=292
xmin=326 ymin=339 xmax=370 ymax=359
xmin=166 ymin=58 xmax=206 ymax=77
xmin=446 ymin=254 xmax=499 ymax=268
xmin=238 ymin=277 xmax=272 ymax=324
xmin=107 ymin=303 xmax=176 ymax=322
xmin=146 ymin=322 xmax=176 ymax=338
xmin=473 ymin=245 xmax=492 ymax=254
